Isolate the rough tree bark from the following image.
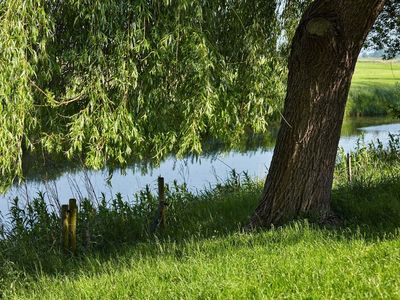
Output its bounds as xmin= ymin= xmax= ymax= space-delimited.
xmin=250 ymin=0 xmax=386 ymax=227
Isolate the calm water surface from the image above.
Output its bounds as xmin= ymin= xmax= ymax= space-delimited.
xmin=0 ymin=118 xmax=399 ymax=217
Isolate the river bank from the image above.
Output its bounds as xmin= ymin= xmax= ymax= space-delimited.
xmin=1 ymin=134 xmax=400 ymax=299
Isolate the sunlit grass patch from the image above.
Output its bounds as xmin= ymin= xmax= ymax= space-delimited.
xmin=352 ymin=60 xmax=400 ymax=89
xmin=347 ymin=60 xmax=400 ymax=117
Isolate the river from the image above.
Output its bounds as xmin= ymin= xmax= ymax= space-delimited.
xmin=0 ymin=117 xmax=399 ymax=218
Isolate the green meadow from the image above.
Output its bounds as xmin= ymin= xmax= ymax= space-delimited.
xmin=347 ymin=60 xmax=400 ymax=117
xmin=352 ymin=60 xmax=400 ymax=88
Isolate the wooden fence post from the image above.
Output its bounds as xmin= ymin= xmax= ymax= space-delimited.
xmin=346 ymin=152 xmax=352 ymax=183
xmin=158 ymin=176 xmax=166 ymax=230
xmin=150 ymin=177 xmax=167 ymax=233
xmin=68 ymin=198 xmax=78 ymax=255
xmin=61 ymin=205 xmax=69 ymax=253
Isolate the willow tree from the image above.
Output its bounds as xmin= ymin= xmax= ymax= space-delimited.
xmin=250 ymin=0 xmax=387 ymax=227
xmin=0 ymin=0 xmax=394 ymax=227
xmin=0 ymin=0 xmax=285 ymax=191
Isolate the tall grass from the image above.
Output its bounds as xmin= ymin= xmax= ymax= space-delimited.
xmin=346 ymin=84 xmax=400 ymax=117
xmin=334 ymin=133 xmax=400 ymax=231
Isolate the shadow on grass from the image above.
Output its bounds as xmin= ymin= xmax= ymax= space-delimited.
xmin=332 ymin=176 xmax=400 ymax=233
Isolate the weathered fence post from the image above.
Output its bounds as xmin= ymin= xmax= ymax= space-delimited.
xmin=346 ymin=152 xmax=352 ymax=183
xmin=68 ymin=198 xmax=78 ymax=255
xmin=61 ymin=205 xmax=69 ymax=253
xmin=158 ymin=176 xmax=166 ymax=230
xmin=150 ymin=176 xmax=167 ymax=233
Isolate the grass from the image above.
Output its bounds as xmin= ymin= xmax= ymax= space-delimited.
xmin=1 ymin=135 xmax=400 ymax=299
xmin=352 ymin=59 xmax=400 ymax=89
xmin=7 ymin=228 xmax=400 ymax=299
xmin=347 ymin=60 xmax=400 ymax=117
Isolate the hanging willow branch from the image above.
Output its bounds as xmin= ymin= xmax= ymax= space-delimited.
xmin=0 ymin=0 xmax=295 ymax=192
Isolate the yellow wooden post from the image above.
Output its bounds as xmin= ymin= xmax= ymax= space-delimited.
xmin=68 ymin=198 xmax=78 ymax=255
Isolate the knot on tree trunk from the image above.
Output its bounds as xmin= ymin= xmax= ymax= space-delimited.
xmin=306 ymin=17 xmax=336 ymax=37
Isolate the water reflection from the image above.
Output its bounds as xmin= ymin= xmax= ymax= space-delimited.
xmin=0 ymin=117 xmax=399 ymax=216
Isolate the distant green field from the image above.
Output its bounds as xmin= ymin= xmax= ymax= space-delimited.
xmin=346 ymin=60 xmax=400 ymax=117
xmin=352 ymin=60 xmax=400 ymax=89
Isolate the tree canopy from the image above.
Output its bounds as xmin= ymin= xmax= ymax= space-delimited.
xmin=368 ymin=0 xmax=400 ymax=59
xmin=0 ymin=0 xmax=398 ymax=192
xmin=0 ymin=0 xmax=289 ymax=191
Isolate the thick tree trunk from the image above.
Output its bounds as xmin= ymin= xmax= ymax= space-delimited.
xmin=250 ymin=0 xmax=386 ymax=227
